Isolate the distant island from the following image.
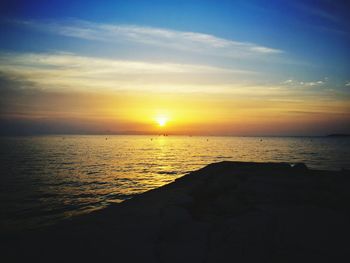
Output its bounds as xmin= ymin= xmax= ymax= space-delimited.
xmin=326 ymin=134 xmax=350 ymax=137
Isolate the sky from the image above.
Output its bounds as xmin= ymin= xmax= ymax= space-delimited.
xmin=0 ymin=0 xmax=349 ymax=136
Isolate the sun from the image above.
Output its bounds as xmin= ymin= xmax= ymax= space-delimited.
xmin=156 ymin=116 xmax=168 ymax=127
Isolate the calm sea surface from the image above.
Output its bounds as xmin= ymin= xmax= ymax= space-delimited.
xmin=1 ymin=135 xmax=349 ymax=232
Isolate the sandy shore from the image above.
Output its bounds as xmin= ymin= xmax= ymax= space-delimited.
xmin=2 ymin=161 xmax=350 ymax=262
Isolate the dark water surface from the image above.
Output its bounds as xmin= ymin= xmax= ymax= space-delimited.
xmin=1 ymin=135 xmax=349 ymax=232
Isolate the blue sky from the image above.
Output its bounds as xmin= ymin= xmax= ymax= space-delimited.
xmin=1 ymin=0 xmax=349 ymax=80
xmin=0 ymin=0 xmax=349 ymax=135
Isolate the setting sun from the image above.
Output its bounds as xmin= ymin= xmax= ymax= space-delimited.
xmin=156 ymin=116 xmax=168 ymax=127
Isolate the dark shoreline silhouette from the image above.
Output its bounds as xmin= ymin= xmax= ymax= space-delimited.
xmin=2 ymin=161 xmax=350 ymax=262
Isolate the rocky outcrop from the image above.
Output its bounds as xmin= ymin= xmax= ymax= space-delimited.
xmin=2 ymin=161 xmax=350 ymax=263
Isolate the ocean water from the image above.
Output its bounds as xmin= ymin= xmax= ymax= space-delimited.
xmin=1 ymin=135 xmax=349 ymax=232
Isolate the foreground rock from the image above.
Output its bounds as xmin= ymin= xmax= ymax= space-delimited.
xmin=2 ymin=161 xmax=350 ymax=263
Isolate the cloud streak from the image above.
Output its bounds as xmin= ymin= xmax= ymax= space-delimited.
xmin=0 ymin=51 xmax=255 ymax=93
xmin=282 ymin=78 xmax=326 ymax=88
xmin=16 ymin=19 xmax=283 ymax=58
xmin=294 ymin=2 xmax=340 ymax=24
xmin=0 ymin=51 xmax=252 ymax=75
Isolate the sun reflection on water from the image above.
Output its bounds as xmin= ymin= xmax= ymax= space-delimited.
xmin=0 ymin=135 xmax=349 ymax=231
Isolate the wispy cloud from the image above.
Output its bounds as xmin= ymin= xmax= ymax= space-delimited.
xmin=310 ymin=24 xmax=349 ymax=37
xmin=346 ymin=81 xmax=350 ymax=87
xmin=291 ymin=1 xmax=349 ymax=37
xmin=294 ymin=2 xmax=340 ymax=23
xmin=0 ymin=51 xmax=250 ymax=74
xmin=282 ymin=78 xmax=326 ymax=87
xmin=0 ymin=51 xmax=255 ymax=93
xmin=15 ymin=19 xmax=283 ymax=58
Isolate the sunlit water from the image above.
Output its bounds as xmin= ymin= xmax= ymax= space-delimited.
xmin=1 ymin=135 xmax=349 ymax=232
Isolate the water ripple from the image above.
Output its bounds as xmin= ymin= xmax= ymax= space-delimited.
xmin=1 ymin=135 xmax=349 ymax=232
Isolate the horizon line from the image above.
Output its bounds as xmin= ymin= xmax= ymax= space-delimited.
xmin=1 ymin=132 xmax=348 ymax=138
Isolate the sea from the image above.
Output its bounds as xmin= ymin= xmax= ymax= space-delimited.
xmin=1 ymin=135 xmax=349 ymax=233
